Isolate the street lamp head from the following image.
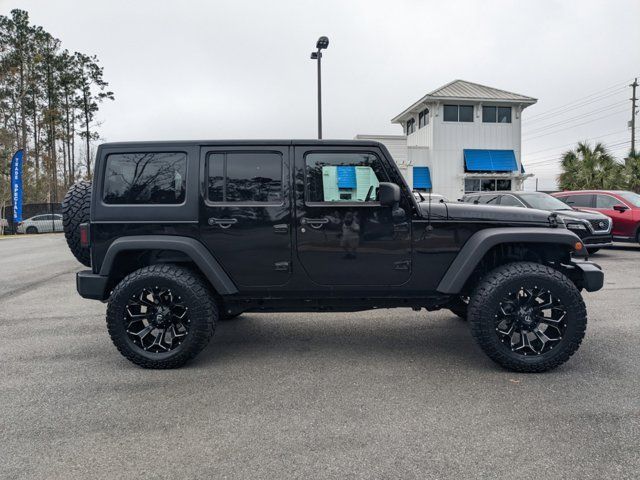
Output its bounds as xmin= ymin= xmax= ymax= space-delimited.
xmin=316 ymin=36 xmax=329 ymax=50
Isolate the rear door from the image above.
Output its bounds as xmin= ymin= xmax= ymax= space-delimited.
xmin=293 ymin=146 xmax=411 ymax=286
xmin=200 ymin=146 xmax=292 ymax=288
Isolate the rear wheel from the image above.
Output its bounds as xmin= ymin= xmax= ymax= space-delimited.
xmin=61 ymin=181 xmax=92 ymax=267
xmin=106 ymin=264 xmax=217 ymax=369
xmin=468 ymin=262 xmax=586 ymax=373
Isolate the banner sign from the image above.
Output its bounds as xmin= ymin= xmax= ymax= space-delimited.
xmin=10 ymin=149 xmax=23 ymax=223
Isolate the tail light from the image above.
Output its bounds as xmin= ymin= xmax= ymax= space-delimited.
xmin=79 ymin=223 xmax=90 ymax=248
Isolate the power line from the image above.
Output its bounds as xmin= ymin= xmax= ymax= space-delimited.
xmin=524 ymin=79 xmax=632 ymax=121
xmin=523 ymin=129 xmax=631 ymax=157
xmin=524 ymin=87 xmax=628 ymax=125
xmin=523 ymin=101 xmax=628 ymax=136
xmin=524 ymin=140 xmax=633 ymax=168
xmin=523 ymin=108 xmax=630 ymax=141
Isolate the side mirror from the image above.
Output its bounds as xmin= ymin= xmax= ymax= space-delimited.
xmin=613 ymin=204 xmax=629 ymax=212
xmin=378 ymin=182 xmax=400 ymax=207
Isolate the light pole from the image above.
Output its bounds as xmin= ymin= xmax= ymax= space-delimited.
xmin=310 ymin=36 xmax=329 ymax=139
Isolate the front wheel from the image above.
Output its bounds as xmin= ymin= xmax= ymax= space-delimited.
xmin=587 ymin=248 xmax=600 ymax=254
xmin=106 ymin=264 xmax=217 ymax=368
xmin=26 ymin=226 xmax=38 ymax=234
xmin=468 ymin=262 xmax=587 ymax=373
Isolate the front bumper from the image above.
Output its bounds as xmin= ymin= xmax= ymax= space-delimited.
xmin=77 ymin=270 xmax=109 ymax=301
xmin=570 ymin=260 xmax=604 ymax=292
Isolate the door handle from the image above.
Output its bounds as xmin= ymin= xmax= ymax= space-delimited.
xmin=302 ymin=217 xmax=329 ymax=229
xmin=208 ymin=217 xmax=238 ymax=229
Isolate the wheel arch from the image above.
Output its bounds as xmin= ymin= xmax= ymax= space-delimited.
xmin=436 ymin=228 xmax=584 ymax=295
xmin=99 ymin=236 xmax=238 ymax=296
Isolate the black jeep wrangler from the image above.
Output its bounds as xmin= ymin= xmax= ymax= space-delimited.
xmin=62 ymin=140 xmax=603 ymax=372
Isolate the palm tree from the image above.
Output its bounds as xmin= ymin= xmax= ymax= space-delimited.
xmin=625 ymin=151 xmax=640 ymax=193
xmin=558 ymin=142 xmax=624 ymax=190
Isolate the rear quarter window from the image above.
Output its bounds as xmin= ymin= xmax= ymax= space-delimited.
xmin=103 ymin=152 xmax=187 ymax=204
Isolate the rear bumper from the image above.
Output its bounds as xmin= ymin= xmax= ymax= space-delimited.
xmin=571 ymin=260 xmax=604 ymax=292
xmin=76 ymin=270 xmax=109 ymax=301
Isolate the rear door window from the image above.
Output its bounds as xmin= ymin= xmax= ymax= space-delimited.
xmin=103 ymin=152 xmax=187 ymax=204
xmin=500 ymin=195 xmax=525 ymax=207
xmin=207 ymin=151 xmax=283 ymax=203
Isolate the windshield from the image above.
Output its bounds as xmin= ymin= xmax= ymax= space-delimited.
xmin=619 ymin=191 xmax=640 ymax=207
xmin=518 ymin=193 xmax=573 ymax=211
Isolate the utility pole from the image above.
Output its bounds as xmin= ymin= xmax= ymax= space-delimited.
xmin=631 ymin=77 xmax=638 ymax=159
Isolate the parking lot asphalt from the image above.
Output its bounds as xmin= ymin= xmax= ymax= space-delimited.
xmin=0 ymin=235 xmax=639 ymax=480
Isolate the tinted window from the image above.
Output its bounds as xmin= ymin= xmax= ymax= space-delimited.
xmin=406 ymin=118 xmax=416 ymax=134
xmin=477 ymin=195 xmax=499 ymax=204
xmin=482 ymin=106 xmax=497 ymax=123
xmin=418 ymin=109 xmax=429 ymax=128
xmin=496 ymin=179 xmax=512 ymax=190
xmin=305 ymin=152 xmax=387 ymax=203
xmin=481 ymin=179 xmax=496 ymax=191
xmin=465 ymin=178 xmax=480 ymax=192
xmin=443 ymin=105 xmax=458 ymax=122
xmin=497 ymin=107 xmax=512 ymax=123
xmin=207 ymin=152 xmax=282 ymax=203
xmin=459 ymin=105 xmax=474 ymax=122
xmin=500 ymin=195 xmax=524 ymax=207
xmin=103 ymin=152 xmax=186 ymax=204
xmin=562 ymin=194 xmax=593 ymax=207
xmin=596 ymin=194 xmax=620 ymax=209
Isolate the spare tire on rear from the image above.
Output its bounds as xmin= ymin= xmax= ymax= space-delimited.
xmin=62 ymin=181 xmax=92 ymax=267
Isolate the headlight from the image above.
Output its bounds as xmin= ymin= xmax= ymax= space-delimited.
xmin=566 ymin=222 xmax=587 ymax=230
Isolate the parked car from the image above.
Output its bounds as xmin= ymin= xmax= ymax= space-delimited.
xmin=460 ymin=191 xmax=613 ymax=253
xmin=16 ymin=214 xmax=63 ymax=234
xmin=552 ymin=190 xmax=640 ymax=244
xmin=413 ymin=192 xmax=448 ymax=203
xmin=61 ymin=139 xmax=603 ymax=372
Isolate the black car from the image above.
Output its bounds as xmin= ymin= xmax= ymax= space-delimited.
xmin=461 ymin=191 xmax=612 ymax=254
xmin=61 ymin=140 xmax=603 ymax=372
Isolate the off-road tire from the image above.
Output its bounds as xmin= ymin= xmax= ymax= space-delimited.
xmin=106 ymin=264 xmax=217 ymax=369
xmin=25 ymin=226 xmax=38 ymax=234
xmin=448 ymin=296 xmax=469 ymax=320
xmin=61 ymin=181 xmax=92 ymax=267
xmin=468 ymin=262 xmax=587 ymax=373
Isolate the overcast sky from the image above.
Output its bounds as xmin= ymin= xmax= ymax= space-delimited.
xmin=2 ymin=0 xmax=639 ymax=189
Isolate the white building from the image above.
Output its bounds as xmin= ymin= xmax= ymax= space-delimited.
xmin=357 ymin=80 xmax=537 ymax=201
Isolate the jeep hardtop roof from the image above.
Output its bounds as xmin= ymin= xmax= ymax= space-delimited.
xmin=98 ymin=139 xmax=384 ymax=148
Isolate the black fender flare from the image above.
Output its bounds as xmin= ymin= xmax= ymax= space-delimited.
xmin=436 ymin=227 xmax=584 ymax=294
xmin=99 ymin=235 xmax=238 ymax=295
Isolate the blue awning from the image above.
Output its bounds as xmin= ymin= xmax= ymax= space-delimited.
xmin=337 ymin=166 xmax=356 ymax=188
xmin=464 ymin=149 xmax=518 ymax=172
xmin=413 ymin=167 xmax=432 ymax=189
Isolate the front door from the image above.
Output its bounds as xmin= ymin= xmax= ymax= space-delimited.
xmin=200 ymin=146 xmax=292 ymax=288
xmin=294 ymin=147 xmax=411 ymax=286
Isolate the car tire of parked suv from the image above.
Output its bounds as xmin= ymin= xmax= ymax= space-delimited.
xmin=106 ymin=264 xmax=217 ymax=369
xmin=61 ymin=181 xmax=92 ymax=267
xmin=468 ymin=262 xmax=587 ymax=373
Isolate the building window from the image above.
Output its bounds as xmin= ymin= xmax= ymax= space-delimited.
xmin=482 ymin=106 xmax=512 ymax=123
xmin=406 ymin=118 xmax=416 ymax=134
xmin=443 ymin=105 xmax=473 ymax=122
xmin=207 ymin=152 xmax=283 ymax=203
xmin=464 ymin=178 xmax=512 ymax=192
xmin=418 ymin=109 xmax=429 ymax=128
xmin=103 ymin=152 xmax=186 ymax=204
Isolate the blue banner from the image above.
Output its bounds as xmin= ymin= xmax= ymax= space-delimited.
xmin=10 ymin=149 xmax=23 ymax=223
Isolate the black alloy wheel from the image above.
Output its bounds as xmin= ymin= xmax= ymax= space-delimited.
xmin=468 ymin=262 xmax=587 ymax=373
xmin=493 ymin=286 xmax=567 ymax=356
xmin=106 ymin=264 xmax=216 ymax=368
